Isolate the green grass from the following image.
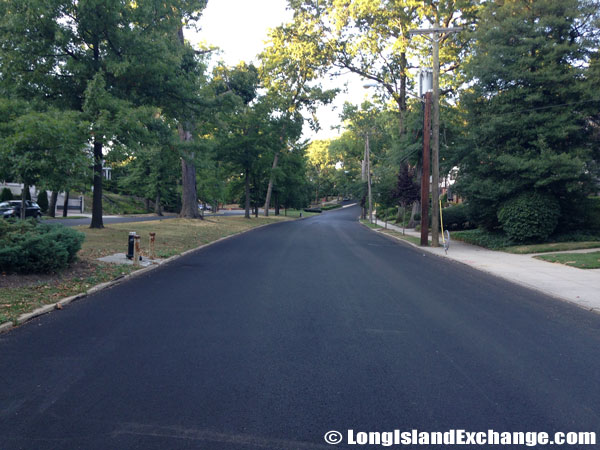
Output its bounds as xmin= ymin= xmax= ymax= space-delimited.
xmin=0 ymin=215 xmax=292 ymax=325
xmin=84 ymin=192 xmax=147 ymax=215
xmin=381 ymin=229 xmax=426 ymax=246
xmin=0 ymin=264 xmax=137 ymax=324
xmin=505 ymin=241 xmax=600 ymax=254
xmin=360 ymin=219 xmax=382 ymax=229
xmin=281 ymin=209 xmax=321 ymax=218
xmin=535 ymin=251 xmax=600 ymax=269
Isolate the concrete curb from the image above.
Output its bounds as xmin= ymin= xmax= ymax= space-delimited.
xmin=0 ymin=218 xmax=289 ymax=334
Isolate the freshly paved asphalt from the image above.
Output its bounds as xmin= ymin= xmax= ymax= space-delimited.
xmin=2 ymin=206 xmax=600 ymax=449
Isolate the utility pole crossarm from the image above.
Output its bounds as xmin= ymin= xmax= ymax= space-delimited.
xmin=409 ymin=27 xmax=463 ymax=36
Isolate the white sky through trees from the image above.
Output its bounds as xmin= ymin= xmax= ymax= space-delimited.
xmin=192 ymin=0 xmax=369 ymax=141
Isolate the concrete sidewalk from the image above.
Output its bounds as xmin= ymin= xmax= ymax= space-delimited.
xmin=371 ymin=218 xmax=600 ymax=312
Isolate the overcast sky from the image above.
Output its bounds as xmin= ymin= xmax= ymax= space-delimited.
xmin=189 ymin=0 xmax=370 ymax=142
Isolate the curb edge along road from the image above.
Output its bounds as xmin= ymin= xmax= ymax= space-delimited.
xmin=358 ymin=220 xmax=600 ymax=316
xmin=0 ymin=219 xmax=288 ymax=335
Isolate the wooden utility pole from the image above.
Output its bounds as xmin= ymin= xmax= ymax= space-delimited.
xmin=421 ymin=92 xmax=431 ymax=247
xmin=409 ymin=26 xmax=462 ymax=247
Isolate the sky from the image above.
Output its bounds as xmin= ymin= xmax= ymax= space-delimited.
xmin=189 ymin=0 xmax=371 ymax=142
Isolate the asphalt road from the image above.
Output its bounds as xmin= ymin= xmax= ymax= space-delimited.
xmin=2 ymin=206 xmax=600 ymax=449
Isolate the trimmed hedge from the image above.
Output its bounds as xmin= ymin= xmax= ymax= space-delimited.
xmin=0 ymin=188 xmax=13 ymax=201
xmin=497 ymin=191 xmax=560 ymax=243
xmin=0 ymin=220 xmax=84 ymax=273
xmin=441 ymin=204 xmax=473 ymax=231
xmin=37 ymin=190 xmax=49 ymax=213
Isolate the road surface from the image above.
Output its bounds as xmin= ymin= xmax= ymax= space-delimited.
xmin=2 ymin=206 xmax=599 ymax=449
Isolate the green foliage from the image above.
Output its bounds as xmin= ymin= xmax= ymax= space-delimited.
xmin=0 ymin=221 xmax=84 ymax=273
xmin=0 ymin=188 xmax=12 ymax=201
xmin=583 ymin=197 xmax=600 ymax=232
xmin=442 ymin=204 xmax=473 ymax=231
xmin=456 ymin=0 xmax=598 ymax=229
xmin=452 ymin=228 xmax=516 ymax=250
xmin=497 ymin=192 xmax=560 ymax=243
xmin=36 ymin=190 xmax=49 ymax=213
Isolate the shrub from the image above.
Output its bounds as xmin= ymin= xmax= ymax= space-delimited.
xmin=442 ymin=204 xmax=473 ymax=231
xmin=0 ymin=221 xmax=84 ymax=273
xmin=497 ymin=191 xmax=560 ymax=242
xmin=452 ymin=228 xmax=516 ymax=249
xmin=583 ymin=197 xmax=600 ymax=231
xmin=36 ymin=190 xmax=49 ymax=213
xmin=0 ymin=187 xmax=13 ymax=201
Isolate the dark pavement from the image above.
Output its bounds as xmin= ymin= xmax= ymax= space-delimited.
xmin=2 ymin=206 xmax=600 ymax=449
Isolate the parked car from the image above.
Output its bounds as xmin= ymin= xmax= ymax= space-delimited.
xmin=198 ymin=203 xmax=212 ymax=211
xmin=0 ymin=200 xmax=42 ymax=219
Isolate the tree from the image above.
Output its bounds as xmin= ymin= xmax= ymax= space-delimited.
xmin=118 ymin=116 xmax=181 ymax=216
xmin=0 ymin=100 xmax=88 ymax=219
xmin=214 ymin=64 xmax=277 ymax=218
xmin=395 ymin=163 xmax=419 ymax=232
xmin=0 ymin=0 xmax=208 ymax=227
xmin=259 ymin=22 xmax=336 ymax=216
xmin=456 ymin=0 xmax=600 ymax=232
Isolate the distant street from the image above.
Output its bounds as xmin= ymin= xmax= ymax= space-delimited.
xmin=2 ymin=205 xmax=600 ymax=449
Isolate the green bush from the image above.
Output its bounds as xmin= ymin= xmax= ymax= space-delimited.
xmin=0 ymin=188 xmax=13 ymax=201
xmin=0 ymin=221 xmax=84 ymax=273
xmin=497 ymin=191 xmax=560 ymax=243
xmin=453 ymin=228 xmax=516 ymax=249
xmin=36 ymin=190 xmax=49 ymax=213
xmin=583 ymin=197 xmax=600 ymax=231
xmin=442 ymin=204 xmax=473 ymax=231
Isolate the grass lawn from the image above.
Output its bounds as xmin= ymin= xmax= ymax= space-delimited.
xmin=534 ymin=251 xmax=600 ymax=269
xmin=505 ymin=241 xmax=600 ymax=254
xmin=0 ymin=215 xmax=290 ymax=325
xmin=360 ymin=219 xmax=383 ymax=229
xmin=381 ymin=229 xmax=428 ymax=246
xmin=279 ymin=209 xmax=321 ymax=219
xmin=84 ymin=192 xmax=148 ymax=215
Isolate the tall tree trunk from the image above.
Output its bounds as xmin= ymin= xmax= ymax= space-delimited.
xmin=178 ymin=124 xmax=200 ymax=219
xmin=154 ymin=193 xmax=162 ymax=216
xmin=274 ymin=192 xmax=280 ymax=216
xmin=144 ymin=198 xmax=150 ymax=212
xmin=244 ymin=168 xmax=250 ymax=219
xmin=176 ymin=27 xmax=200 ymax=220
xmin=62 ymin=191 xmax=70 ymax=217
xmin=49 ymin=191 xmax=58 ymax=218
xmin=263 ymin=152 xmax=279 ymax=216
xmin=90 ymin=140 xmax=104 ymax=228
xmin=20 ymin=184 xmax=28 ymax=219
